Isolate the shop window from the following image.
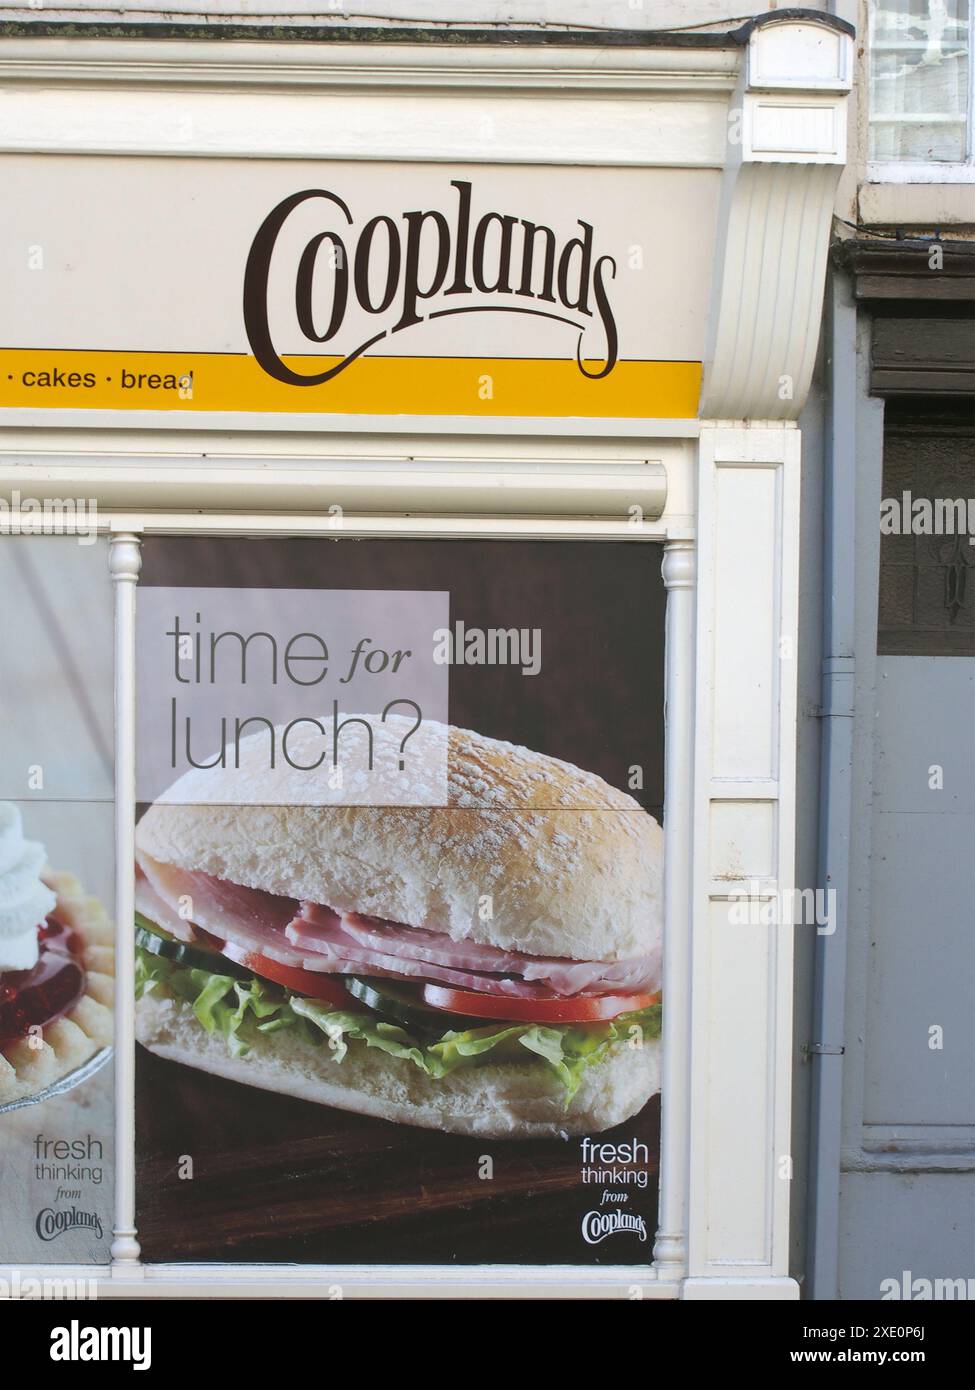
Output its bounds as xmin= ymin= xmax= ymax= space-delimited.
xmin=0 ymin=537 xmax=115 ymax=1264
xmin=879 ymin=398 xmax=975 ymax=655
xmin=132 ymin=535 xmax=665 ymax=1266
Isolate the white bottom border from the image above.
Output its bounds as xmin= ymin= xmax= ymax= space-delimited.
xmin=2 ymin=1262 xmax=675 ymax=1299
xmin=1 ymin=1264 xmax=802 ymax=1299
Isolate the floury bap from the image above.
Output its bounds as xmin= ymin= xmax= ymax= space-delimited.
xmin=134 ymin=722 xmax=663 ymax=1137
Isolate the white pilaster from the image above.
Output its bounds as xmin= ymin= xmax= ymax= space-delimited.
xmin=682 ymin=424 xmax=801 ymax=1299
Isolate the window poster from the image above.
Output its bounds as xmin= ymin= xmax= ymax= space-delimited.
xmin=134 ymin=536 xmax=664 ymax=1264
xmin=0 ymin=537 xmax=115 ymax=1264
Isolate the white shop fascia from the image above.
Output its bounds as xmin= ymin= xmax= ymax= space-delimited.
xmin=0 ymin=11 xmax=853 ymax=1300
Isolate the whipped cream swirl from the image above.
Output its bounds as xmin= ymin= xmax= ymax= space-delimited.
xmin=0 ymin=803 xmax=57 ymax=972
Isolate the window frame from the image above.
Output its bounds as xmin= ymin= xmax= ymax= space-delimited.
xmin=867 ymin=2 xmax=975 ymax=184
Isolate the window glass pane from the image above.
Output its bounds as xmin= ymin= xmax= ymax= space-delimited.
xmin=134 ymin=535 xmax=665 ymax=1266
xmin=0 ymin=536 xmax=115 ymax=1266
xmin=879 ymin=402 xmax=975 ymax=656
xmin=870 ymin=0 xmax=971 ymax=162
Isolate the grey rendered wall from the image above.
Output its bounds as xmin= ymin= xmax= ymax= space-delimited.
xmin=812 ymin=285 xmax=975 ymax=1300
xmin=837 ymin=340 xmax=975 ymax=1296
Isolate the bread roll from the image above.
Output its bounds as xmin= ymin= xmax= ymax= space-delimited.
xmin=137 ymin=720 xmax=663 ymax=962
xmin=136 ymin=987 xmax=661 ymax=1138
xmin=136 ymin=721 xmax=662 ymax=1134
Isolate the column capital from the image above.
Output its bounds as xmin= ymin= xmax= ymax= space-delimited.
xmin=108 ymin=531 xmax=142 ymax=583
xmin=662 ymin=537 xmax=696 ymax=591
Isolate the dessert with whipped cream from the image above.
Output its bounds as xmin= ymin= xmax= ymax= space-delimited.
xmin=0 ymin=803 xmax=114 ymax=1105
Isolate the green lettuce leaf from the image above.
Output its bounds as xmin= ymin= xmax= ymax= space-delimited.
xmin=135 ymin=943 xmax=661 ymax=1106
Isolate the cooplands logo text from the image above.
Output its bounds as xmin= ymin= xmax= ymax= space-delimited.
xmin=243 ymin=179 xmax=619 ymax=386
xmin=581 ymin=1210 xmax=648 ymax=1245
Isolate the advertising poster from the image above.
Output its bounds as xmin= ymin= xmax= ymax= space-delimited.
xmin=134 ymin=536 xmax=665 ymax=1264
xmin=0 ymin=537 xmax=115 ymax=1265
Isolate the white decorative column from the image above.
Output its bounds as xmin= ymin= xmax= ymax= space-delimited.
xmin=109 ymin=530 xmax=143 ymax=1274
xmin=652 ymin=538 xmax=696 ymax=1284
xmin=682 ymin=14 xmax=852 ymax=1299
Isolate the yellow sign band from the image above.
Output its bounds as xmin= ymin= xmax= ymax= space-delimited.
xmin=0 ymin=350 xmax=701 ymax=419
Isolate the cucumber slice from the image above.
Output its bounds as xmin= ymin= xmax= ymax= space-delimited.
xmin=343 ymin=975 xmax=479 ymax=1036
xmin=134 ymin=914 xmax=253 ymax=981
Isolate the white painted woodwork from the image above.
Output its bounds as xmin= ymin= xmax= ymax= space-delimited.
xmin=0 ymin=13 xmax=848 ymax=1299
xmin=701 ymin=19 xmax=854 ymax=420
xmin=107 ymin=533 xmax=143 ymax=1273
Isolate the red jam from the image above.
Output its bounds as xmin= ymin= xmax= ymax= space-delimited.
xmin=0 ymin=914 xmax=85 ymax=1046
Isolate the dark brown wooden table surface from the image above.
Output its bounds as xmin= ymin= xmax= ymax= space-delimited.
xmin=136 ymin=1047 xmax=660 ymax=1266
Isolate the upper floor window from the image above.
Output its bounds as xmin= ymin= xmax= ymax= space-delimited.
xmin=869 ymin=0 xmax=973 ymax=172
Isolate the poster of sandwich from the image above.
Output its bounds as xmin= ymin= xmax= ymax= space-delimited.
xmin=0 ymin=537 xmax=115 ymax=1265
xmin=134 ymin=536 xmax=664 ymax=1264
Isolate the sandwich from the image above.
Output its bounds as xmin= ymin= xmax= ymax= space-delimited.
xmin=0 ymin=802 xmax=114 ymax=1106
xmin=134 ymin=720 xmax=662 ymax=1138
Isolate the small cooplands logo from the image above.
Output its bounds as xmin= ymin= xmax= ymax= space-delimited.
xmin=35 ymin=1206 xmax=104 ymax=1242
xmin=581 ymin=1210 xmax=649 ymax=1245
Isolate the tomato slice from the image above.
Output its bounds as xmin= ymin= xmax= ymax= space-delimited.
xmin=218 ymin=939 xmax=356 ymax=1008
xmin=420 ymin=983 xmax=660 ymax=1024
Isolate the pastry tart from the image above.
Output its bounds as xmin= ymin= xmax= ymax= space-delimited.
xmin=0 ymin=862 xmax=114 ymax=1106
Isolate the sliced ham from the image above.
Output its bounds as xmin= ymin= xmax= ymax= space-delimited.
xmin=135 ymin=855 xmax=659 ymax=998
xmin=286 ymin=915 xmax=555 ymax=998
xmin=135 ymin=870 xmax=196 ymax=944
xmin=301 ymin=905 xmax=658 ymax=996
xmin=318 ymin=907 xmax=541 ymax=973
xmin=137 ymin=852 xmax=306 ymax=969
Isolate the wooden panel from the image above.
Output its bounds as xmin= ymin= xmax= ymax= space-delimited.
xmin=866 ymin=680 xmax=975 ymax=1126
xmin=711 ymin=466 xmax=778 ymax=780
xmin=856 ymin=275 xmax=975 ymax=303
xmin=872 ymin=316 xmax=975 ymax=398
xmin=704 ymin=903 xmax=773 ymax=1263
xmin=836 ymin=239 xmax=975 ymax=306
